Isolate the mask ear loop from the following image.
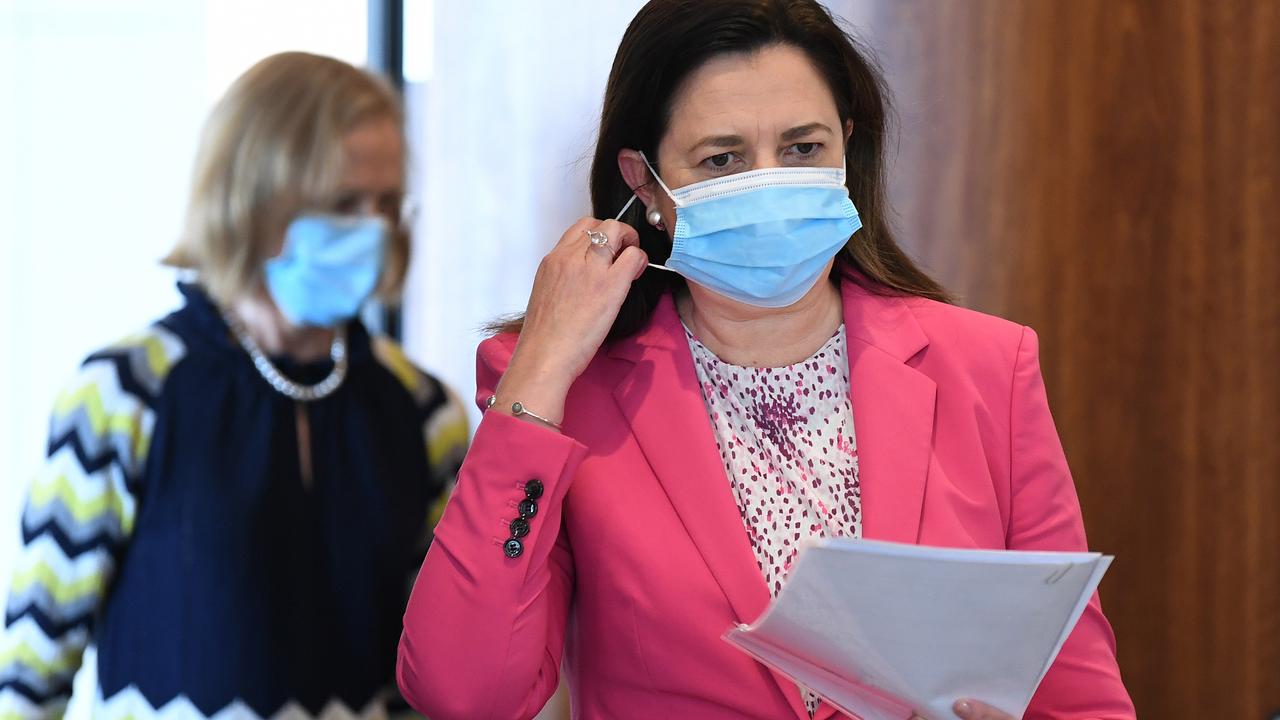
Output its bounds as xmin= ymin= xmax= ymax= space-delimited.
xmin=617 ymin=150 xmax=678 ymax=273
xmin=638 ymin=151 xmax=682 ymax=208
xmin=615 ymin=193 xmax=639 ymax=220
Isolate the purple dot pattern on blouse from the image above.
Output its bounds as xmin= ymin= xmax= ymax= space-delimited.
xmin=686 ymin=323 xmax=861 ymax=716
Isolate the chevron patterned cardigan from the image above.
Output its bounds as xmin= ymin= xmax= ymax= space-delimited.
xmin=0 ymin=283 xmax=468 ymax=720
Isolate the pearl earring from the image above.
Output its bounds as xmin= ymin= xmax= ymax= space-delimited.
xmin=646 ymin=207 xmax=664 ymax=228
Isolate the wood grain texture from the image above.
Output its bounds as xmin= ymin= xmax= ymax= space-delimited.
xmin=840 ymin=0 xmax=1280 ymax=715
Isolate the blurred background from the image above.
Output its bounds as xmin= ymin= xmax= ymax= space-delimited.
xmin=1 ymin=1 xmax=1276 ymax=718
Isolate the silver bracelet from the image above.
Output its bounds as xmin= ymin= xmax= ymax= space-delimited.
xmin=485 ymin=395 xmax=563 ymax=431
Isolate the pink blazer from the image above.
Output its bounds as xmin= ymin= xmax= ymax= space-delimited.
xmin=398 ymin=274 xmax=1135 ymax=720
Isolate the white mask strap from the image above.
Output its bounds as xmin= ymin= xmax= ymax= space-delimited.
xmin=639 ymin=150 xmax=681 ymax=207
xmin=616 ymin=152 xmax=678 ymax=274
xmin=614 ymin=193 xmax=638 ymax=221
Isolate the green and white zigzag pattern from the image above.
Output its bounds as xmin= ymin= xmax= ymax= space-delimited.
xmin=0 ymin=325 xmax=186 ymax=719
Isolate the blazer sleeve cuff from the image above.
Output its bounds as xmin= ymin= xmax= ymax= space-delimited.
xmin=432 ymin=409 xmax=586 ymax=583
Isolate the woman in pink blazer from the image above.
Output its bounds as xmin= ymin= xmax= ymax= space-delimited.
xmin=399 ymin=1 xmax=1135 ymax=718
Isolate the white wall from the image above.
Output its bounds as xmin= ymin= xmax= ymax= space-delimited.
xmin=400 ymin=1 xmax=648 ymax=424
xmin=1 ymin=0 xmax=205 ymax=593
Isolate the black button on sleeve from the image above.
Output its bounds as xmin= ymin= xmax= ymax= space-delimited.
xmin=524 ymin=479 xmax=544 ymax=500
xmin=518 ymin=498 xmax=538 ymax=519
xmin=503 ymin=538 xmax=524 ymax=558
xmin=509 ymin=517 xmax=530 ymax=538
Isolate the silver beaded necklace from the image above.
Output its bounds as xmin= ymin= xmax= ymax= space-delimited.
xmin=225 ymin=312 xmax=349 ymax=402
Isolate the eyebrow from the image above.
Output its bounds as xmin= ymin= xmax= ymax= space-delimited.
xmin=689 ymin=134 xmax=746 ymax=153
xmin=780 ymin=122 xmax=834 ymax=142
xmin=688 ymin=123 xmax=835 ymax=154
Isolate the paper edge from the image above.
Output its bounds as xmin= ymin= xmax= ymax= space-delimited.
xmin=1029 ymin=555 xmax=1114 ymax=691
xmin=724 ymin=625 xmax=920 ymax=720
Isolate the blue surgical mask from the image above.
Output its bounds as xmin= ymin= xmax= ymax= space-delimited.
xmin=622 ymin=152 xmax=861 ymax=308
xmin=264 ymin=213 xmax=388 ymax=327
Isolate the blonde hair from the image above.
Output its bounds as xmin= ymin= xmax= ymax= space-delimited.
xmin=165 ymin=51 xmax=409 ymax=305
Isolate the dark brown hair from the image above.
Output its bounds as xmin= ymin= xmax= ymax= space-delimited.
xmin=500 ymin=0 xmax=950 ymax=340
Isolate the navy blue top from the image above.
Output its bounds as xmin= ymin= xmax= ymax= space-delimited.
xmin=1 ymin=283 xmax=468 ymax=718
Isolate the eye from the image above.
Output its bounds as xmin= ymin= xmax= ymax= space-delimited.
xmin=377 ymin=192 xmax=404 ymax=221
xmin=788 ymin=142 xmax=821 ymax=157
xmin=700 ymin=152 xmax=742 ymax=173
xmin=331 ymin=193 xmax=361 ymax=216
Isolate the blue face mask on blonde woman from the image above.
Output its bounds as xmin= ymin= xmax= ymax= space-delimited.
xmin=266 ymin=213 xmax=388 ymax=327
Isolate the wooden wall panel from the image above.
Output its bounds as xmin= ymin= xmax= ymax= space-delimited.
xmin=846 ymin=0 xmax=1280 ymax=716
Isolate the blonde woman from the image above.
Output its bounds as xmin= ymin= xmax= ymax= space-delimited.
xmin=0 ymin=52 xmax=468 ymax=718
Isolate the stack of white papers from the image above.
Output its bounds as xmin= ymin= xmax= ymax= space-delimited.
xmin=724 ymin=538 xmax=1112 ymax=720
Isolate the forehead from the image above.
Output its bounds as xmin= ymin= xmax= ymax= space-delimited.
xmin=662 ymin=44 xmax=840 ymax=151
xmin=340 ymin=115 xmax=403 ymax=187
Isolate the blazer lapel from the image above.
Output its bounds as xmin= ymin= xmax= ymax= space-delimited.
xmin=840 ymin=274 xmax=936 ymax=544
xmin=608 ymin=295 xmax=771 ymax=627
xmin=609 ymin=296 xmax=814 ymax=718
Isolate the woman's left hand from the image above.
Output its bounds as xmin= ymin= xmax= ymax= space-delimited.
xmin=911 ymin=699 xmax=1017 ymax=720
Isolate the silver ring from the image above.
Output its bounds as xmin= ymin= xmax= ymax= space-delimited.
xmin=585 ymin=228 xmax=610 ymax=246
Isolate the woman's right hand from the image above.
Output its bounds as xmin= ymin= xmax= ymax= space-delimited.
xmin=493 ymin=217 xmax=648 ymax=429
